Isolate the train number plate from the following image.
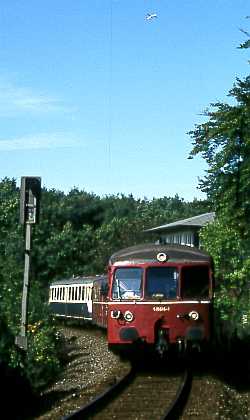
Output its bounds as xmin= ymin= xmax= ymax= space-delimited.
xmin=153 ymin=306 xmax=170 ymax=312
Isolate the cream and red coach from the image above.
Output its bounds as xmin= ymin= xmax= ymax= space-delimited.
xmin=92 ymin=243 xmax=214 ymax=355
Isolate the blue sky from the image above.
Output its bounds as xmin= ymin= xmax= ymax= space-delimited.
xmin=0 ymin=1 xmax=249 ymax=200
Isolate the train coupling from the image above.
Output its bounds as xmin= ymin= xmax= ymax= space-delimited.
xmin=155 ymin=328 xmax=169 ymax=357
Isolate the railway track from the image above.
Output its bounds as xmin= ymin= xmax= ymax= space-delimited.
xmin=64 ymin=366 xmax=192 ymax=420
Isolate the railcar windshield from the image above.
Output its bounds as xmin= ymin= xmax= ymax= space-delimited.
xmin=145 ymin=267 xmax=178 ymax=299
xmin=181 ymin=266 xmax=210 ymax=299
xmin=112 ymin=268 xmax=142 ymax=299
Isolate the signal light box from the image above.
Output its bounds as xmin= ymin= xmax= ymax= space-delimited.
xmin=20 ymin=176 xmax=41 ymax=224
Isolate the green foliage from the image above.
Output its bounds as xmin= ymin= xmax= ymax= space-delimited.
xmin=93 ymin=216 xmax=144 ymax=271
xmin=190 ymin=38 xmax=250 ymax=340
xmin=34 ymin=221 xmax=96 ymax=280
xmin=25 ymin=322 xmax=62 ymax=389
xmin=189 ymin=76 xmax=250 ymax=239
xmin=0 ymin=179 xmax=63 ymax=389
xmin=200 ymin=220 xmax=250 ymax=338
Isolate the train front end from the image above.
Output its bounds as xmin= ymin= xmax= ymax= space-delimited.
xmin=107 ymin=244 xmax=214 ymax=356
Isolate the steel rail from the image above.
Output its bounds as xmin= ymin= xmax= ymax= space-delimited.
xmin=63 ymin=366 xmax=136 ymax=420
xmin=162 ymin=368 xmax=192 ymax=420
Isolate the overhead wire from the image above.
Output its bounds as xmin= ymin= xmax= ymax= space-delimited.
xmin=107 ymin=0 xmax=113 ymax=171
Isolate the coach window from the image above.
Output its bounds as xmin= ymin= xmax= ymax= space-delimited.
xmin=112 ymin=268 xmax=142 ymax=299
xmin=88 ymin=287 xmax=92 ymax=301
xmin=181 ymin=266 xmax=209 ymax=299
xmin=146 ymin=267 xmax=178 ymax=299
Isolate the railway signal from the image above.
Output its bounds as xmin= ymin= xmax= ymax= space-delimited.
xmin=16 ymin=176 xmax=41 ymax=351
xmin=20 ymin=176 xmax=41 ymax=224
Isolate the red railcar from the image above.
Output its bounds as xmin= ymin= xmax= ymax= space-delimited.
xmin=92 ymin=244 xmax=214 ymax=355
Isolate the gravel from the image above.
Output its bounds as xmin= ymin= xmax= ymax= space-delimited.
xmin=35 ymin=325 xmax=129 ymax=419
xmin=33 ymin=325 xmax=250 ymax=420
xmin=181 ymin=375 xmax=250 ymax=419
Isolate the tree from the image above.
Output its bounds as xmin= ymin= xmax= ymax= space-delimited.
xmin=189 ymin=76 xmax=250 ymax=240
xmin=188 ymin=42 xmax=250 ymax=338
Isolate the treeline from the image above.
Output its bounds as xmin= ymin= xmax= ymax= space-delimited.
xmin=0 ymin=178 xmax=210 ymax=286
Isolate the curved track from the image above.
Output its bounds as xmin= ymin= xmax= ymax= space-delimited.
xmin=64 ymin=367 xmax=192 ymax=420
xmin=163 ymin=368 xmax=192 ymax=419
xmin=63 ymin=366 xmax=136 ymax=419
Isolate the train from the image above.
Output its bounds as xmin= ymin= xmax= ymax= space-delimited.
xmin=49 ymin=243 xmax=214 ymax=356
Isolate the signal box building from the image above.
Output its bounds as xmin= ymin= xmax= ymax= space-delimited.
xmin=146 ymin=212 xmax=215 ymax=248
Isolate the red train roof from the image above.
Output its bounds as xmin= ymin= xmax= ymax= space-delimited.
xmin=109 ymin=243 xmax=212 ymax=265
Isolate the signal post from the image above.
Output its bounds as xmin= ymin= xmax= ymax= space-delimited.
xmin=15 ymin=177 xmax=41 ymax=351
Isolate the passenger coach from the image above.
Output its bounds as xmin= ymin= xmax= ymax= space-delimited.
xmin=49 ymin=276 xmax=94 ymax=320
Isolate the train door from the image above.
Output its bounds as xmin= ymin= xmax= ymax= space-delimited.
xmin=100 ymin=280 xmax=108 ymax=328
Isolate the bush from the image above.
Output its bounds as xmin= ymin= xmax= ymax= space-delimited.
xmin=200 ymin=218 xmax=250 ymax=341
xmin=25 ymin=321 xmax=62 ymax=389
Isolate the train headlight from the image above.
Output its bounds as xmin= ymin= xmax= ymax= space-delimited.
xmin=111 ymin=310 xmax=121 ymax=319
xmin=124 ymin=310 xmax=134 ymax=322
xmin=157 ymin=252 xmax=168 ymax=262
xmin=189 ymin=311 xmax=199 ymax=321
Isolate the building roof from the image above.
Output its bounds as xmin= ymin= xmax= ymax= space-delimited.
xmin=145 ymin=212 xmax=215 ymax=233
xmin=110 ymin=243 xmax=212 ymax=264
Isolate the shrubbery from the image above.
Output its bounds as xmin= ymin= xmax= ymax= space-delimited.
xmin=200 ymin=219 xmax=250 ymax=341
xmin=25 ymin=321 xmax=62 ymax=389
